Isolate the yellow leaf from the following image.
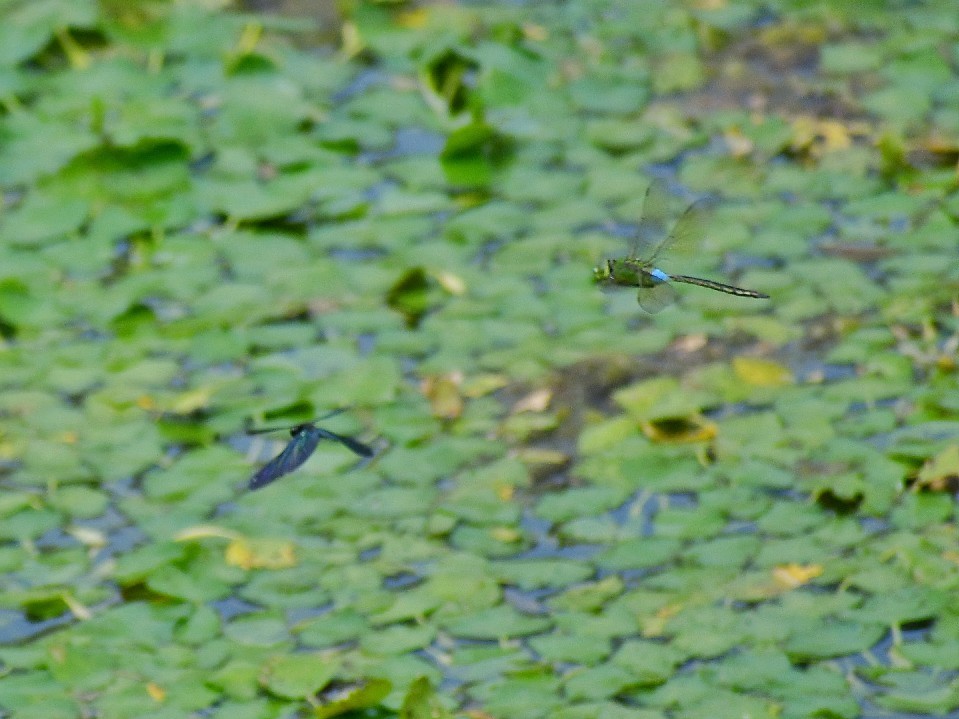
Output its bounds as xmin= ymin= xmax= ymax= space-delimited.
xmin=514 ymin=447 xmax=570 ymax=474
xmin=491 ymin=526 xmax=520 ymax=543
xmin=772 ymin=563 xmax=823 ymax=589
xmin=237 ymin=22 xmax=261 ymax=54
xmin=641 ymin=602 xmax=683 ymax=637
xmin=917 ymin=444 xmax=959 ymax=490
xmin=512 ymin=389 xmax=552 ymax=414
xmin=724 ymin=127 xmax=754 ymax=158
xmin=397 ymin=8 xmax=429 ymax=29
xmin=67 ymin=526 xmax=107 ymax=549
xmin=523 ymin=23 xmax=548 ymax=41
xmin=174 ymin=525 xmax=240 ymax=542
xmin=171 ymin=387 xmax=212 ymax=414
xmin=56 ymin=27 xmax=91 ymax=70
xmin=422 ymin=373 xmax=464 ymax=420
xmin=435 ymin=270 xmax=466 ymax=296
xmin=640 ymin=416 xmax=717 ymax=444
xmin=732 ymin=357 xmax=795 ymax=387
xmin=146 ymin=683 xmax=166 ymax=702
xmin=226 ymin=538 xmax=296 ymax=570
xmin=790 ymin=116 xmax=870 ymax=157
xmin=137 ymin=395 xmax=156 ymax=410
xmin=61 ymin=592 xmax=92 ymax=621
xmin=340 ymin=21 xmax=364 ymax=59
xmin=461 ymin=373 xmax=509 ymax=398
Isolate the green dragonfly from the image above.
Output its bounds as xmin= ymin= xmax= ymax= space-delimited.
xmin=594 ymin=178 xmax=769 ymax=313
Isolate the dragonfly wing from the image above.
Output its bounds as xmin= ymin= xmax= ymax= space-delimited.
xmin=654 ymin=200 xmax=709 ymax=263
xmin=249 ymin=428 xmax=322 ymax=490
xmin=637 ymin=280 xmax=678 ymax=313
xmin=315 ymin=428 xmax=375 ymax=458
xmin=633 ymin=178 xmax=674 ymax=260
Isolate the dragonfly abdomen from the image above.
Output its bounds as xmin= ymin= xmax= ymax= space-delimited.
xmin=669 ymin=274 xmax=769 ymax=299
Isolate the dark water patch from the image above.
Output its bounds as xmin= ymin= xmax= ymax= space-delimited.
xmin=608 ymin=491 xmax=659 ymax=535
xmin=858 ymin=516 xmax=889 ymax=535
xmin=35 ymin=528 xmax=81 ymax=551
xmin=724 ymin=251 xmax=781 ymax=274
xmin=519 ymin=510 xmax=552 ymax=538
xmin=213 ymin=500 xmax=238 ymax=518
xmin=383 ymin=571 xmax=422 ymax=590
xmin=358 ymin=545 xmax=381 ymax=562
xmin=328 ymin=246 xmax=387 ymax=262
xmin=287 ymin=603 xmax=332 ymax=626
xmin=210 ymin=596 xmax=261 ymax=621
xmin=100 ymin=524 xmax=148 ymax=557
xmin=818 ymin=240 xmax=895 ymax=264
xmin=332 ymin=68 xmax=385 ymax=104
xmin=361 ymin=127 xmax=446 ymax=164
xmin=357 ymin=332 xmax=377 ymax=356
xmin=504 ymin=587 xmax=550 ymax=616
xmin=517 ymin=541 xmax=602 ymax=562
xmin=613 ymin=568 xmax=655 ymax=588
xmin=724 ymin=519 xmax=758 ymax=534
xmin=0 ymin=608 xmax=75 ymax=645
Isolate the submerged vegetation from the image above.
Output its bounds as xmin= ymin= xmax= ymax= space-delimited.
xmin=1 ymin=0 xmax=959 ymax=717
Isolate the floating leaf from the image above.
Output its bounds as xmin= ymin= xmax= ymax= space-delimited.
xmin=311 ymin=679 xmax=391 ymax=719
xmin=400 ymin=676 xmax=453 ymax=719
xmin=772 ymin=563 xmax=824 ymax=589
xmin=916 ymin=444 xmax=959 ymax=491
xmin=732 ymin=357 xmax=795 ymax=387
xmin=422 ymin=372 xmax=464 ymax=420
xmin=640 ymin=416 xmax=717 ymax=444
xmin=225 ymin=538 xmax=297 ymax=570
xmin=262 ymin=654 xmax=340 ymax=700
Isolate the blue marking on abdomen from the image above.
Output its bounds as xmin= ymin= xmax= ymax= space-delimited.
xmin=650 ymin=268 xmax=670 ymax=282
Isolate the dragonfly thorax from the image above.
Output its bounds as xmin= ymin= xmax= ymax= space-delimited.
xmin=605 ymin=258 xmax=666 ymax=288
xmin=290 ymin=423 xmax=311 ymax=437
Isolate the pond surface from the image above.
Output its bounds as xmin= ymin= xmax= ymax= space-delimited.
xmin=1 ymin=0 xmax=959 ymax=717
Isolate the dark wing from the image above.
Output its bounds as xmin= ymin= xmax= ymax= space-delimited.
xmin=315 ymin=428 xmax=375 ymax=458
xmin=249 ymin=428 xmax=322 ymax=490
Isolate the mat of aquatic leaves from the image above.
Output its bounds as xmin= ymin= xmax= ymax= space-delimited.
xmin=2 ymin=1 xmax=959 ymax=717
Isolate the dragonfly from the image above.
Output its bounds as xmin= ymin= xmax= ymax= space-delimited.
xmin=594 ymin=178 xmax=769 ymax=313
xmin=247 ymin=409 xmax=374 ymax=490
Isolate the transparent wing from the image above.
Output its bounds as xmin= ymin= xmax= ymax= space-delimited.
xmin=637 ymin=281 xmax=678 ymax=313
xmin=315 ymin=428 xmax=375 ymax=458
xmin=249 ymin=428 xmax=322 ymax=490
xmin=651 ymin=200 xmax=710 ymax=264
xmin=632 ymin=177 xmax=675 ymax=261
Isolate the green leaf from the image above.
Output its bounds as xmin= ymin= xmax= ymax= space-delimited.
xmin=261 ymin=653 xmax=340 ymax=700
xmin=400 ymin=676 xmax=454 ymax=719
xmin=564 ymin=663 xmax=634 ymax=702
xmin=312 ymin=678 xmax=391 ymax=719
xmin=785 ymin=621 xmax=886 ymax=660
xmin=442 ymin=605 xmax=553 ymax=640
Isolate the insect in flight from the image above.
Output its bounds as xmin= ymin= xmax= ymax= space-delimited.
xmin=594 ymin=177 xmax=769 ymax=313
xmin=247 ymin=409 xmax=374 ymax=490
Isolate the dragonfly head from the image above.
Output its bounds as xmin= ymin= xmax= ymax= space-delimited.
xmin=592 ymin=260 xmax=613 ymax=283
